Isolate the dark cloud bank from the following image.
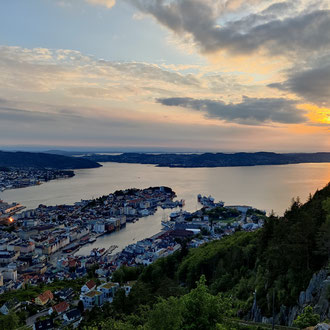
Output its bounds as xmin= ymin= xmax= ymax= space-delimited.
xmin=157 ymin=96 xmax=306 ymax=125
xmin=269 ymin=63 xmax=330 ymax=107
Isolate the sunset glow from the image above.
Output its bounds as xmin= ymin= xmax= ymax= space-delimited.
xmin=0 ymin=0 xmax=329 ymax=152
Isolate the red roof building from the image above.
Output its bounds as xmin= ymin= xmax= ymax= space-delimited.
xmin=50 ymin=301 xmax=70 ymax=314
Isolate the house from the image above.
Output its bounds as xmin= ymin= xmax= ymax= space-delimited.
xmin=35 ymin=290 xmax=54 ymax=306
xmin=55 ymin=287 xmax=74 ymax=300
xmin=81 ymin=279 xmax=96 ymax=294
xmin=33 ymin=318 xmax=54 ymax=330
xmin=0 ymin=298 xmax=21 ymax=315
xmin=49 ymin=301 xmax=69 ymax=315
xmin=80 ymin=290 xmax=104 ymax=308
xmin=63 ymin=309 xmax=81 ymax=323
xmin=97 ymin=282 xmax=119 ymax=302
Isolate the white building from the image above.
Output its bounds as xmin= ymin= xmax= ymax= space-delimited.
xmin=0 ymin=268 xmax=17 ymax=281
xmin=97 ymin=282 xmax=119 ymax=303
xmin=93 ymin=222 xmax=105 ymax=233
xmin=80 ymin=290 xmax=104 ymax=308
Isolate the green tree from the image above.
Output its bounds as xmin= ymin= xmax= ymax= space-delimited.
xmin=316 ymin=198 xmax=330 ymax=262
xmin=78 ymin=300 xmax=85 ymax=313
xmin=0 ymin=312 xmax=19 ymax=329
xmin=146 ymin=296 xmax=183 ymax=330
xmin=293 ymin=306 xmax=320 ymax=329
xmin=112 ymin=288 xmax=130 ymax=315
xmin=180 ymin=275 xmax=231 ymax=330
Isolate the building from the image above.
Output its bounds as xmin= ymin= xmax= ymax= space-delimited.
xmin=0 ymin=250 xmax=19 ymax=264
xmin=80 ymin=290 xmax=104 ymax=308
xmin=0 ymin=299 xmax=21 ymax=315
xmin=33 ymin=318 xmax=54 ymax=330
xmin=55 ymin=287 xmax=74 ymax=300
xmin=97 ymin=282 xmax=119 ymax=302
xmin=35 ymin=290 xmax=54 ymax=306
xmin=20 ymin=241 xmax=36 ymax=254
xmin=93 ymin=222 xmax=105 ymax=233
xmin=63 ymin=309 xmax=81 ymax=323
xmin=49 ymin=301 xmax=69 ymax=315
xmin=0 ymin=268 xmax=17 ymax=281
xmin=81 ymin=279 xmax=96 ymax=294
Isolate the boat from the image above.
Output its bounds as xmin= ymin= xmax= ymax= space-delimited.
xmin=63 ymin=242 xmax=80 ymax=253
xmin=178 ymin=199 xmax=185 ymax=207
xmin=170 ymin=211 xmax=180 ymax=220
xmin=161 ymin=221 xmax=174 ymax=229
xmin=89 ymin=237 xmax=96 ymax=243
xmin=90 ymin=247 xmax=106 ymax=257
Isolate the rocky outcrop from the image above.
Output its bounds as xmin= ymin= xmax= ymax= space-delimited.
xmin=314 ymin=323 xmax=330 ymax=330
xmin=247 ymin=291 xmax=263 ymax=323
xmin=300 ymin=270 xmax=328 ymax=305
xmin=247 ymin=269 xmax=330 ymax=326
xmin=294 ymin=270 xmax=330 ymax=324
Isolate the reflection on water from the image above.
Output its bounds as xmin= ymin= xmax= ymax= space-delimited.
xmin=1 ymin=162 xmax=329 ymax=255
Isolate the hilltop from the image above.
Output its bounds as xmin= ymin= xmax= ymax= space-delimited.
xmin=0 ymin=151 xmax=101 ymax=169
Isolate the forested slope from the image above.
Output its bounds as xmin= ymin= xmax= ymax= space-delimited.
xmin=0 ymin=151 xmax=101 ymax=169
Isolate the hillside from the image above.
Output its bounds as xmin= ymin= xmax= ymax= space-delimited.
xmin=83 ymin=152 xmax=330 ymax=168
xmin=79 ymin=182 xmax=330 ymax=329
xmin=0 ymin=151 xmax=101 ymax=169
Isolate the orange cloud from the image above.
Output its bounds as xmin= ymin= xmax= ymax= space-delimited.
xmin=298 ymin=104 xmax=330 ymax=125
xmin=85 ymin=0 xmax=115 ymax=9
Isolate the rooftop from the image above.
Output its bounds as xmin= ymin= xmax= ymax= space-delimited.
xmin=99 ymin=282 xmax=118 ymax=289
xmin=85 ymin=290 xmax=102 ymax=298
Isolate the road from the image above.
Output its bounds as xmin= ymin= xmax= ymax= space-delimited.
xmin=26 ymin=309 xmax=49 ymax=327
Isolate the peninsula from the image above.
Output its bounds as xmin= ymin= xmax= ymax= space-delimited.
xmin=0 ymin=151 xmax=101 ymax=169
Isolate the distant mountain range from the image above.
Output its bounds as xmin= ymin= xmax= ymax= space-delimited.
xmin=0 ymin=151 xmax=101 ymax=169
xmin=83 ymin=152 xmax=330 ymax=167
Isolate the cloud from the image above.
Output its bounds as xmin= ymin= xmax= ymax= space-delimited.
xmin=157 ymin=96 xmax=306 ymax=125
xmin=0 ymin=98 xmax=271 ymax=150
xmin=0 ymin=44 xmax=326 ymax=151
xmin=0 ymin=46 xmax=201 ymax=99
xmin=269 ymin=62 xmax=330 ymax=107
xmin=128 ymin=0 xmax=330 ymax=56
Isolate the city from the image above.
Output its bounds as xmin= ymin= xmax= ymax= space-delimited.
xmin=0 ymin=183 xmax=265 ymax=328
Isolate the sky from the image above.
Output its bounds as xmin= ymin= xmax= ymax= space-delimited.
xmin=0 ymin=0 xmax=329 ymax=152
